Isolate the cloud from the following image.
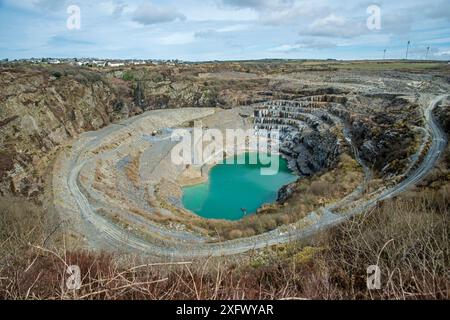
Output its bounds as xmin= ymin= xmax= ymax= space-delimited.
xmin=436 ymin=50 xmax=450 ymax=56
xmin=2 ymin=0 xmax=450 ymax=61
xmin=422 ymin=0 xmax=450 ymax=22
xmin=33 ymin=0 xmax=68 ymax=11
xmin=299 ymin=38 xmax=337 ymax=49
xmin=132 ymin=3 xmax=186 ymax=25
xmin=48 ymin=35 xmax=95 ymax=46
xmin=428 ymin=37 xmax=450 ymax=44
xmin=96 ymin=1 xmax=128 ymax=18
xmin=159 ymin=32 xmax=195 ymax=45
xmin=270 ymin=38 xmax=336 ymax=52
xmin=195 ymin=24 xmax=248 ymax=39
xmin=304 ymin=14 xmax=367 ymax=38
xmin=220 ymin=0 xmax=294 ymax=12
xmin=195 ymin=30 xmax=216 ymax=39
xmin=381 ymin=14 xmax=413 ymax=35
xmin=112 ymin=2 xmax=127 ymax=18
xmin=219 ymin=0 xmax=317 ymax=27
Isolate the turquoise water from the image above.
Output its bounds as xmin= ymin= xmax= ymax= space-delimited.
xmin=182 ymin=153 xmax=297 ymax=221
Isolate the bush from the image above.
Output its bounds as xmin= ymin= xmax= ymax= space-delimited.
xmin=0 ymin=196 xmax=51 ymax=255
xmin=228 ymin=229 xmax=243 ymax=239
xmin=310 ymin=181 xmax=329 ymax=196
xmin=51 ymin=71 xmax=62 ymax=78
xmin=122 ymin=71 xmax=134 ymax=81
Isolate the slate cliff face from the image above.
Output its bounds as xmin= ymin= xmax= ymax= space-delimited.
xmin=349 ymin=106 xmax=420 ymax=176
xmin=277 ymin=130 xmax=340 ymax=202
xmin=254 ymin=98 xmax=343 ymax=179
xmin=434 ymin=98 xmax=450 ymax=134
xmin=0 ymin=66 xmax=134 ymax=196
xmin=293 ymin=130 xmax=340 ymax=176
xmin=253 ymin=98 xmax=344 ymax=202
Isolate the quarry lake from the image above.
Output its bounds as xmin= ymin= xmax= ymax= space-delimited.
xmin=182 ymin=153 xmax=297 ymax=221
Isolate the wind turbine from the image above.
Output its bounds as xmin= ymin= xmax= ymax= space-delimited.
xmin=426 ymin=46 xmax=430 ymax=60
xmin=406 ymin=40 xmax=410 ymax=60
xmin=383 ymin=48 xmax=387 ymax=60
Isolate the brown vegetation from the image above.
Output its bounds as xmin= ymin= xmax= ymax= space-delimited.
xmin=125 ymin=151 xmax=142 ymax=189
xmin=1 ymin=181 xmax=447 ymax=299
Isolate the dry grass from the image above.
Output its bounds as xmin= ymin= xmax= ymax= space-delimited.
xmin=125 ymin=151 xmax=142 ymax=189
xmin=314 ymin=192 xmax=448 ymax=299
xmin=0 ymin=185 xmax=447 ymax=300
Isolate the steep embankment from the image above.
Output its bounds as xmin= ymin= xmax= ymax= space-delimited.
xmin=0 ymin=65 xmax=134 ymax=196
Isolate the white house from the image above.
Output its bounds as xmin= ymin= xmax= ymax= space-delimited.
xmin=92 ymin=60 xmax=107 ymax=67
xmin=107 ymin=61 xmax=125 ymax=67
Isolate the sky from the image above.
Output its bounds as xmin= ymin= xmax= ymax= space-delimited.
xmin=0 ymin=0 xmax=449 ymax=61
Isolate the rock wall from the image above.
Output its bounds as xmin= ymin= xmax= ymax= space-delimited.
xmin=434 ymin=98 xmax=450 ymax=134
xmin=0 ymin=66 xmax=134 ymax=196
xmin=348 ymin=95 xmax=421 ymax=176
xmin=253 ymin=98 xmax=343 ymax=177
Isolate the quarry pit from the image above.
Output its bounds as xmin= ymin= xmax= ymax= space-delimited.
xmin=51 ymin=89 xmax=448 ymax=259
xmin=1 ymin=61 xmax=448 ymax=259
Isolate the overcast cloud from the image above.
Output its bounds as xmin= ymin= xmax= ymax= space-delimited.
xmin=132 ymin=3 xmax=185 ymax=25
xmin=0 ymin=0 xmax=449 ymax=60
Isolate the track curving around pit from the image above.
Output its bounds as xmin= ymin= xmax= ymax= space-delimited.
xmin=56 ymin=95 xmax=448 ymax=259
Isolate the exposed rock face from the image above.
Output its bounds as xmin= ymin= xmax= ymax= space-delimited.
xmin=293 ymin=130 xmax=340 ymax=176
xmin=0 ymin=66 xmax=134 ymax=196
xmin=254 ymin=91 xmax=424 ymax=196
xmin=434 ymin=99 xmax=450 ymax=134
xmin=122 ymin=67 xmax=271 ymax=110
xmin=277 ymin=182 xmax=296 ymax=202
xmin=253 ymin=98 xmax=343 ymax=179
xmin=348 ymin=95 xmax=421 ymax=176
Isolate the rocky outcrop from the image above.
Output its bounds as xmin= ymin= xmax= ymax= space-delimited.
xmin=434 ymin=99 xmax=450 ymax=134
xmin=277 ymin=181 xmax=297 ymax=202
xmin=0 ymin=66 xmax=134 ymax=196
xmin=254 ymin=99 xmax=343 ymax=178
xmin=350 ymin=113 xmax=418 ymax=176
xmin=116 ymin=67 xmax=273 ymax=110
xmin=254 ymin=91 xmax=422 ymax=183
xmin=293 ymin=130 xmax=340 ymax=176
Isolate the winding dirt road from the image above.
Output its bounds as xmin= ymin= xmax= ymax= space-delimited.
xmin=64 ymin=95 xmax=448 ymax=259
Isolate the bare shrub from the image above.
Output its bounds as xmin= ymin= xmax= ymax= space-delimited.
xmin=228 ymin=229 xmax=243 ymax=239
xmin=125 ymin=151 xmax=142 ymax=188
xmin=310 ymin=181 xmax=332 ymax=196
xmin=0 ymin=188 xmax=447 ymax=300
xmin=315 ymin=191 xmax=449 ymax=299
xmin=0 ymin=196 xmax=47 ymax=253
